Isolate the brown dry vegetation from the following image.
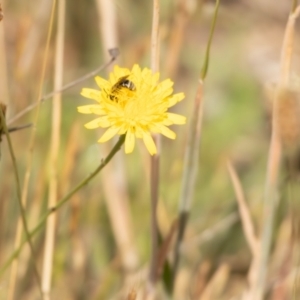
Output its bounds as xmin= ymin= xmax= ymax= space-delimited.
xmin=1 ymin=0 xmax=300 ymax=299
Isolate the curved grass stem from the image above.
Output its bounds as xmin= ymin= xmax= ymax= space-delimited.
xmin=0 ymin=108 xmax=42 ymax=296
xmin=0 ymin=134 xmax=125 ymax=277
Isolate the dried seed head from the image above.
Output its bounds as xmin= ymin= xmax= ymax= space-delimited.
xmin=263 ymin=82 xmax=276 ymax=116
xmin=275 ymin=87 xmax=300 ymax=154
xmin=274 ymin=87 xmax=300 ymax=178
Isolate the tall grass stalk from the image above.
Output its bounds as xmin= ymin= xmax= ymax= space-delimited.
xmin=172 ymin=0 xmax=219 ymax=289
xmin=0 ymin=11 xmax=9 ymax=107
xmin=97 ymin=0 xmax=117 ymax=62
xmin=17 ymin=0 xmax=53 ymax=76
xmin=14 ymin=1 xmax=56 ymax=293
xmin=0 ymin=135 xmax=126 ymax=277
xmin=227 ymin=161 xmax=258 ymax=257
xmin=165 ymin=0 xmax=195 ymax=78
xmin=0 ymin=109 xmax=42 ymax=297
xmin=251 ymin=6 xmax=300 ymax=300
xmin=7 ymin=54 xmax=118 ymax=126
xmin=149 ymin=0 xmax=161 ymax=289
xmin=41 ymin=0 xmax=65 ymax=298
xmin=96 ymin=0 xmax=139 ymax=272
xmin=5 ymin=0 xmax=58 ymax=297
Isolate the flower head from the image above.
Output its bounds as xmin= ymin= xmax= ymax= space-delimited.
xmin=78 ymin=64 xmax=186 ymax=155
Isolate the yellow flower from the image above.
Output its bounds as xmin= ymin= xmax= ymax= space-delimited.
xmin=78 ymin=64 xmax=186 ymax=155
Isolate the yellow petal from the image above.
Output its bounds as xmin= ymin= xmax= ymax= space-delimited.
xmin=84 ymin=118 xmax=102 ymax=129
xmin=77 ymin=105 xmax=95 ymax=114
xmin=95 ymin=76 xmax=109 ymax=90
xmin=81 ymin=88 xmax=101 ymax=101
xmin=91 ymin=107 xmax=105 ymax=115
xmin=158 ymin=79 xmax=173 ymax=93
xmin=153 ymin=86 xmax=173 ymax=100
xmin=142 ymin=132 xmax=157 ymax=155
xmin=98 ymin=127 xmax=120 ymax=143
xmin=131 ymin=65 xmax=142 ymax=85
xmin=125 ymin=131 xmax=135 ymax=154
xmin=151 ymin=72 xmax=160 ymax=85
xmin=77 ymin=105 xmax=104 ymax=115
xmin=167 ymin=113 xmax=186 ymax=124
xmin=118 ymin=124 xmax=127 ymax=135
xmin=168 ymin=93 xmax=185 ymax=107
xmin=113 ymin=65 xmax=123 ymax=76
xmin=132 ymin=64 xmax=141 ymax=75
xmin=159 ymin=126 xmax=176 ymax=139
xmin=109 ymin=72 xmax=117 ymax=84
xmin=96 ymin=116 xmax=112 ymax=128
xmin=135 ymin=127 xmax=143 ymax=138
xmin=111 ymin=65 xmax=130 ymax=83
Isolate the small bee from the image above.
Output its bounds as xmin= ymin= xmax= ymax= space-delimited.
xmin=109 ymin=75 xmax=136 ymax=101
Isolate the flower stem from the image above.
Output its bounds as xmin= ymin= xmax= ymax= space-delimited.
xmin=0 ymin=134 xmax=126 ymax=277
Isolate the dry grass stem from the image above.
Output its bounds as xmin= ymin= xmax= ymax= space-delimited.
xmin=151 ymin=0 xmax=160 ymax=74
xmin=251 ymin=5 xmax=300 ymax=300
xmin=127 ymin=289 xmax=137 ymax=300
xmin=7 ymin=53 xmax=118 ymax=126
xmin=149 ymin=141 xmax=160 ymax=286
xmin=149 ymin=0 xmax=161 ymax=288
xmin=227 ymin=160 xmax=259 ymax=257
xmin=61 ymin=122 xmax=81 ymax=192
xmin=3 ymin=1 xmax=299 ymax=299
xmin=173 ymin=1 xmax=219 ymax=287
xmin=19 ymin=0 xmax=57 ymax=262
xmin=181 ymin=213 xmax=238 ymax=252
xmin=156 ymin=219 xmax=178 ymax=279
xmin=96 ymin=0 xmax=118 ymax=62
xmin=165 ymin=0 xmax=195 ymax=77
xmin=17 ymin=0 xmax=53 ymax=76
xmin=0 ymin=135 xmax=126 ymax=277
xmin=7 ymin=218 xmax=25 ymax=300
xmin=97 ymin=0 xmax=139 ymax=272
xmin=0 ymin=13 xmax=9 ymax=107
xmin=251 ymin=86 xmax=282 ymax=300
xmin=0 ymin=108 xmax=42 ymax=296
xmin=41 ymin=0 xmax=65 ymax=298
xmin=101 ymin=165 xmax=139 ymax=270
xmin=200 ymin=263 xmax=230 ymax=300
xmin=279 ymin=6 xmax=300 ymax=86
xmin=173 ymin=80 xmax=204 ymax=282
xmin=3 ymin=2 xmax=56 ymax=297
